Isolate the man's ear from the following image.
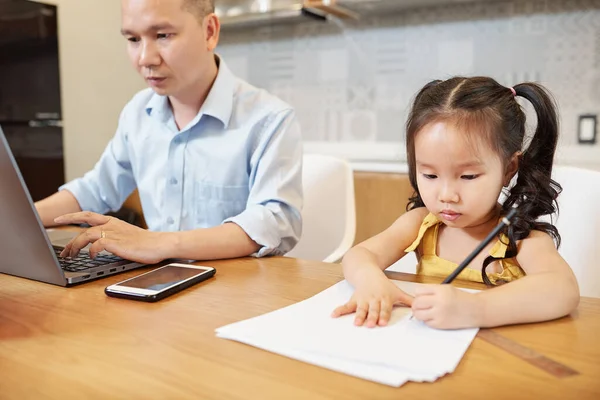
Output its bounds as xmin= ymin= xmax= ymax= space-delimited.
xmin=504 ymin=151 xmax=521 ymax=187
xmin=204 ymin=14 xmax=220 ymax=51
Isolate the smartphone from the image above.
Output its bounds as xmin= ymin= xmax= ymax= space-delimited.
xmin=105 ymin=263 xmax=216 ymax=302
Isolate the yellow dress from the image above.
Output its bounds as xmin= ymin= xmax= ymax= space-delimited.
xmin=404 ymin=213 xmax=526 ymax=284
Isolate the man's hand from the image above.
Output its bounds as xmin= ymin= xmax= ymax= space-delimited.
xmin=54 ymin=212 xmax=173 ymax=264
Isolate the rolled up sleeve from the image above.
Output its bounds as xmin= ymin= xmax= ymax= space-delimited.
xmin=224 ymin=109 xmax=303 ymax=257
xmin=59 ymin=110 xmax=136 ymax=214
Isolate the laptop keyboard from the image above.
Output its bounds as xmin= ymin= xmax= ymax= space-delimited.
xmin=53 ymin=247 xmax=125 ymax=272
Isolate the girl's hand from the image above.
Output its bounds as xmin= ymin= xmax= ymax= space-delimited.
xmin=411 ymin=285 xmax=482 ymax=329
xmin=331 ymin=277 xmax=413 ymax=328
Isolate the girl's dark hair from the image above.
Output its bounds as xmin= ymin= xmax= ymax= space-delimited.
xmin=405 ymin=77 xmax=562 ymax=285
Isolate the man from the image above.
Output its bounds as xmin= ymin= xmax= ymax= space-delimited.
xmin=35 ymin=0 xmax=302 ymax=264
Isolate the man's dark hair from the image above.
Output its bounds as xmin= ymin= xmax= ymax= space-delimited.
xmin=182 ymin=0 xmax=215 ymax=19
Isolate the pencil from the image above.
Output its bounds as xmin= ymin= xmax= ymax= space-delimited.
xmin=441 ymin=208 xmax=518 ymax=284
xmin=408 ymin=208 xmax=518 ymax=321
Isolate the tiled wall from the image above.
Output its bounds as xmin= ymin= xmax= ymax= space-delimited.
xmin=217 ymin=0 xmax=600 ymax=162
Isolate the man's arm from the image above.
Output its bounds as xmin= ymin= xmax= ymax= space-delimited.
xmin=56 ymin=108 xmax=303 ymax=262
xmin=35 ymin=190 xmax=82 ymax=227
xmin=165 ymin=223 xmax=260 ymax=260
xmin=39 ymin=107 xmax=136 ymax=228
xmin=222 ymin=108 xmax=303 ymax=257
xmin=56 ymin=213 xmax=259 ymax=263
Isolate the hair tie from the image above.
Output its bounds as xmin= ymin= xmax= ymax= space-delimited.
xmin=509 ymin=87 xmax=516 ymax=97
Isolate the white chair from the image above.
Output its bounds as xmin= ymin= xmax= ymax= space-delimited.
xmin=388 ymin=165 xmax=600 ymax=298
xmin=546 ymin=165 xmax=600 ymax=298
xmin=285 ymin=154 xmax=356 ymax=263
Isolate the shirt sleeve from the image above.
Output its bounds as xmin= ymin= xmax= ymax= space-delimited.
xmin=224 ymin=109 xmax=303 ymax=257
xmin=59 ymin=108 xmax=136 ymax=214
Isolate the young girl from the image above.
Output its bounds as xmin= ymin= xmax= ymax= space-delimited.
xmin=332 ymin=77 xmax=580 ymax=330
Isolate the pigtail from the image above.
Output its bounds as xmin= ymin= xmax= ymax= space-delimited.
xmin=482 ymin=83 xmax=562 ymax=285
xmin=481 ymin=234 xmax=518 ymax=286
xmin=501 ymin=83 xmax=562 ymax=245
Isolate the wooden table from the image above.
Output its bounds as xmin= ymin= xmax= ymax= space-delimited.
xmin=1 ymin=257 xmax=599 ymax=399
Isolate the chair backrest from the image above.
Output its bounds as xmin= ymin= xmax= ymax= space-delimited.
xmin=285 ymin=154 xmax=356 ymax=263
xmin=545 ymin=165 xmax=600 ymax=298
xmin=389 ymin=165 xmax=600 ymax=298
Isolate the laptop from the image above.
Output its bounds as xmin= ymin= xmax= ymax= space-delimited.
xmin=0 ymin=125 xmax=146 ymax=286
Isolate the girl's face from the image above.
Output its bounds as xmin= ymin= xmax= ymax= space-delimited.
xmin=414 ymin=121 xmax=515 ymax=229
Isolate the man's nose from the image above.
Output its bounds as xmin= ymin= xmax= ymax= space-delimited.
xmin=138 ymin=41 xmax=160 ymax=68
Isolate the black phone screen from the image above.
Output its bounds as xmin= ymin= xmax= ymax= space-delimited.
xmin=115 ymin=265 xmax=211 ymax=292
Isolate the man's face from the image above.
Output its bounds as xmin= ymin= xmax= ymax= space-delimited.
xmin=121 ymin=0 xmax=219 ymax=98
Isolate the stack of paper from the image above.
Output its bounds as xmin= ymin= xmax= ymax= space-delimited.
xmin=216 ymin=280 xmax=479 ymax=387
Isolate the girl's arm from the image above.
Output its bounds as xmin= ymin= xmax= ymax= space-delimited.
xmin=474 ymin=230 xmax=580 ymax=327
xmin=332 ymin=207 xmax=428 ymax=327
xmin=342 ymin=207 xmax=428 ymax=283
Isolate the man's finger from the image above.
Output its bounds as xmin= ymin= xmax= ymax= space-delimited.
xmin=54 ymin=212 xmax=110 ymax=227
xmin=88 ymin=238 xmax=117 ymax=259
xmin=66 ymin=229 xmax=101 ymax=258
xmin=59 ymin=245 xmax=70 ymax=258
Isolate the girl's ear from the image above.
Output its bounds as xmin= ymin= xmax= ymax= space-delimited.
xmin=504 ymin=152 xmax=521 ymax=187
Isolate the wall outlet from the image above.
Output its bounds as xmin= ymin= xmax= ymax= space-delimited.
xmin=578 ymin=114 xmax=597 ymax=145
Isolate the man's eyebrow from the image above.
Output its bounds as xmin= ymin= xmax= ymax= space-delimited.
xmin=148 ymin=23 xmax=176 ymax=31
xmin=121 ymin=23 xmax=176 ymax=36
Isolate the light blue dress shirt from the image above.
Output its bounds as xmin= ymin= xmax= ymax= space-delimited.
xmin=60 ymin=57 xmax=303 ymax=256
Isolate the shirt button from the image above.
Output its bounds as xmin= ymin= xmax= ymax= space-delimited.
xmin=167 ymin=217 xmax=174 ymax=225
xmin=170 ymin=177 xmax=178 ymax=185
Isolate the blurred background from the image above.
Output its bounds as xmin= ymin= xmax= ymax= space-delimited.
xmin=0 ymin=0 xmax=598 ymax=240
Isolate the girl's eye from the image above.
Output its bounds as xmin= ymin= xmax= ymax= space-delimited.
xmin=157 ymin=33 xmax=172 ymax=40
xmin=127 ymin=37 xmax=140 ymax=43
xmin=461 ymin=174 xmax=479 ymax=180
xmin=422 ymin=174 xmax=437 ymax=180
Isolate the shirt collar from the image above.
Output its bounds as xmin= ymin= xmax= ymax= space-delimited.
xmin=144 ymin=54 xmax=235 ymax=129
xmin=200 ymin=55 xmax=234 ymax=129
xmin=145 ymin=92 xmax=171 ymax=124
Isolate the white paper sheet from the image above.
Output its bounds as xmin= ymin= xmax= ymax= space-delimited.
xmin=216 ymin=280 xmax=479 ymax=387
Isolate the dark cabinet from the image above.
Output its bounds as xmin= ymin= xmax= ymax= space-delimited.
xmin=0 ymin=0 xmax=63 ymax=201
